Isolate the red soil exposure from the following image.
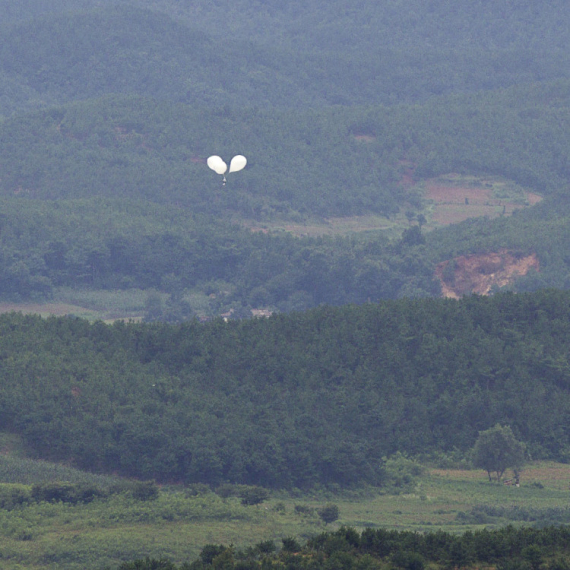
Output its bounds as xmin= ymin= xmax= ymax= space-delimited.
xmin=436 ymin=250 xmax=540 ymax=298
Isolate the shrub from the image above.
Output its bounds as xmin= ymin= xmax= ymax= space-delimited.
xmin=282 ymin=537 xmax=301 ymax=552
xmin=0 ymin=484 xmax=32 ymax=509
xmin=318 ymin=504 xmax=340 ymax=525
xmin=214 ymin=484 xmax=242 ymax=498
xmin=31 ymin=482 xmax=105 ymax=504
xmin=272 ymin=501 xmax=286 ymax=513
xmin=185 ymin=483 xmax=211 ymax=496
xmin=129 ymin=481 xmax=160 ymax=501
xmin=255 ymin=540 xmax=276 ymax=554
xmin=383 ymin=453 xmax=425 ymax=493
xmin=294 ymin=504 xmax=315 ymax=516
xmin=239 ymin=486 xmax=270 ymax=506
xmin=200 ymin=545 xmax=228 ymax=565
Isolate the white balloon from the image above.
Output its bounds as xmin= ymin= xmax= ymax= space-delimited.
xmin=229 ymin=155 xmax=247 ymax=173
xmin=207 ymin=155 xmax=227 ymax=175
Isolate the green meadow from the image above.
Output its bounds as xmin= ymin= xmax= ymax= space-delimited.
xmin=0 ymin=450 xmax=568 ymax=569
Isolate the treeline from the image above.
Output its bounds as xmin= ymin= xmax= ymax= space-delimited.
xmin=3 ymin=290 xmax=570 ymax=487
xmin=119 ymin=525 xmax=570 ymax=570
xmin=0 ymin=479 xmax=159 ymax=509
xmin=5 ymin=0 xmax=570 ymax=55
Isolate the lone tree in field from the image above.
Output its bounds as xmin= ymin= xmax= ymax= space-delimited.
xmin=471 ymin=424 xmax=526 ymax=482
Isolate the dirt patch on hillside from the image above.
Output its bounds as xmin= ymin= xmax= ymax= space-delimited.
xmin=436 ymin=250 xmax=539 ymax=298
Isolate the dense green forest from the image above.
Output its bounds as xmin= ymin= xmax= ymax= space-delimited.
xmin=1 ymin=290 xmax=570 ymax=487
xmin=0 ymin=198 xmax=439 ymax=311
xmin=3 ymin=0 xmax=570 ymax=483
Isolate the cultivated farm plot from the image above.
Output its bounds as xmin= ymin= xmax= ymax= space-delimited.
xmin=422 ymin=173 xmax=542 ymax=228
xmin=239 ymin=214 xmax=398 ymax=238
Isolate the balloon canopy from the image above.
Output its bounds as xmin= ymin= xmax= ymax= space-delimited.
xmin=229 ymin=155 xmax=247 ymax=173
xmin=207 ymin=155 xmax=247 ymax=182
xmin=207 ymin=155 xmax=228 ymax=175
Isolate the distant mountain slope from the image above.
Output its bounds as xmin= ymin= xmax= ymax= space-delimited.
xmin=133 ymin=0 xmax=570 ymax=54
xmin=1 ymin=4 xmax=570 ymax=115
xmin=4 ymin=0 xmax=570 ymax=54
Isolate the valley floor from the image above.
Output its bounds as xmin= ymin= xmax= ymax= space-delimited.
xmin=0 ymin=461 xmax=568 ymax=569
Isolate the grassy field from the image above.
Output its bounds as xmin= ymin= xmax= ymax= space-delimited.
xmin=0 ymin=449 xmax=568 ymax=569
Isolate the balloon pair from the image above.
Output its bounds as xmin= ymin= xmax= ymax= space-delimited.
xmin=207 ymin=155 xmax=247 ymax=185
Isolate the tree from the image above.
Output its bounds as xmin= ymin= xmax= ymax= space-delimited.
xmin=239 ymin=486 xmax=270 ymax=505
xmin=471 ymin=424 xmax=526 ymax=482
xmin=282 ymin=537 xmax=301 ymax=552
xmin=318 ymin=503 xmax=340 ymax=525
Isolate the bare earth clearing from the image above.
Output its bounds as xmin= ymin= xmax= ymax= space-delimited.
xmin=436 ymin=250 xmax=540 ymax=298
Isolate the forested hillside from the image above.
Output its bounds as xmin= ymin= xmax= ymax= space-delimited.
xmin=2 ymin=290 xmax=570 ymax=488
xmin=1 ymin=80 xmax=570 ymax=307
xmin=5 ymin=5 xmax=570 ymax=567
xmin=0 ymin=1 xmax=570 ymax=310
xmin=2 ymin=82 xmax=570 ymax=217
xmin=2 ymin=2 xmax=570 ymax=116
xmin=0 ymin=198 xmax=440 ymax=310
